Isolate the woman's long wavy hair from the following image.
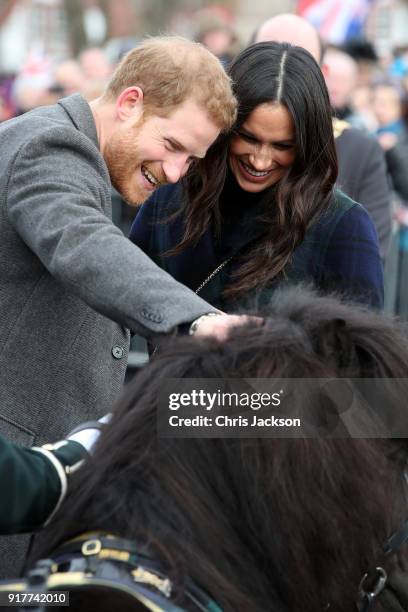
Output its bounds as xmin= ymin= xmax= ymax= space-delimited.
xmin=31 ymin=289 xmax=408 ymax=612
xmin=170 ymin=42 xmax=338 ymax=298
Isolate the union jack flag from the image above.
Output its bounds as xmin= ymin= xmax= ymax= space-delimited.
xmin=296 ymin=0 xmax=372 ymax=44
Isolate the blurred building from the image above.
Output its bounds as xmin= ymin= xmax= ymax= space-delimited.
xmin=235 ymin=0 xmax=296 ymax=43
xmin=0 ymin=0 xmax=68 ymax=72
xmin=0 ymin=0 xmax=408 ymax=74
xmin=0 ymin=0 xmax=132 ymax=72
xmin=367 ymin=0 xmax=408 ymax=56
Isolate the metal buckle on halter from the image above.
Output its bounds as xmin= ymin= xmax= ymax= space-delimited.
xmin=81 ymin=538 xmax=102 ymax=556
xmin=357 ymin=567 xmax=388 ymax=611
xmin=131 ymin=567 xmax=172 ymax=598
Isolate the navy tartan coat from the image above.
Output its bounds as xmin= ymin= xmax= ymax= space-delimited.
xmin=130 ymin=182 xmax=384 ymax=311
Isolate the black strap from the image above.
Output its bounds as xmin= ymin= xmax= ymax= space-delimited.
xmin=358 ymin=519 xmax=408 ymax=611
xmin=382 ymin=519 xmax=408 ymax=557
xmin=23 ymin=532 xmax=222 ymax=612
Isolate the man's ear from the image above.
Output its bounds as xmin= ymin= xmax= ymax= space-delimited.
xmin=115 ymin=86 xmax=144 ymax=121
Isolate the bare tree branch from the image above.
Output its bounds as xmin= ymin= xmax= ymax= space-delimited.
xmin=0 ymin=0 xmax=18 ymax=27
xmin=62 ymin=0 xmax=88 ymax=56
xmin=97 ymin=0 xmax=111 ymax=41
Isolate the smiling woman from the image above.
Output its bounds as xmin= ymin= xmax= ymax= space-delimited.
xmin=228 ymin=103 xmax=297 ymax=191
xmin=130 ymin=42 xmax=383 ymax=310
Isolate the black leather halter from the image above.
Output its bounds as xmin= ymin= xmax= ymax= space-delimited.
xmin=357 ymin=519 xmax=408 ymax=612
xmin=0 ymin=532 xmax=222 ymax=612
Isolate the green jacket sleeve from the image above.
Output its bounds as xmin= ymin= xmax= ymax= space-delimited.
xmin=0 ymin=434 xmax=87 ymax=534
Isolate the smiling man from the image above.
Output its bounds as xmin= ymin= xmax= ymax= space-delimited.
xmin=0 ymin=37 xmax=238 ymax=575
xmin=92 ymin=38 xmax=229 ymax=205
xmin=100 ymin=96 xmax=218 ymax=202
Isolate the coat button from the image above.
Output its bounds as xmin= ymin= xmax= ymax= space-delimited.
xmin=140 ymin=308 xmax=163 ymax=323
xmin=111 ymin=346 xmax=124 ymax=359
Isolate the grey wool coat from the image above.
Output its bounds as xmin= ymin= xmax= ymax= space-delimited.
xmin=0 ymin=94 xmax=217 ymax=448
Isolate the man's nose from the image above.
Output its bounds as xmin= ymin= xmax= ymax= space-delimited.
xmin=249 ymin=145 xmax=273 ymax=171
xmin=163 ymin=154 xmax=189 ymax=183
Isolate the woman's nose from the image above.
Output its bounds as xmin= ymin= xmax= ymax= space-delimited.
xmin=248 ymin=145 xmax=273 ymax=170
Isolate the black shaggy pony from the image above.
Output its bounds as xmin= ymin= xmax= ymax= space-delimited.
xmin=30 ymin=287 xmax=408 ymax=612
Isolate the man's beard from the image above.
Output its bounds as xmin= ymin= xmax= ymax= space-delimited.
xmin=104 ymin=128 xmax=146 ymax=206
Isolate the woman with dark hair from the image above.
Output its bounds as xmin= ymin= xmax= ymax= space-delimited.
xmin=5 ymin=288 xmax=408 ymax=612
xmin=130 ymin=42 xmax=383 ymax=309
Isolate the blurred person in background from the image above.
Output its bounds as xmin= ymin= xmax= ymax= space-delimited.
xmin=11 ymin=52 xmax=54 ymax=115
xmin=253 ymin=13 xmax=392 ymax=261
xmin=193 ymin=11 xmax=240 ymax=67
xmin=79 ymin=47 xmax=112 ymax=81
xmin=350 ymin=84 xmax=378 ymax=132
xmin=372 ymin=81 xmax=408 ymax=202
xmin=372 ymin=81 xmax=408 ymax=318
xmin=388 ymin=46 xmax=408 ymax=81
xmin=0 ymin=78 xmax=15 ymax=121
xmin=53 ymin=58 xmax=86 ymax=98
xmin=323 ymin=46 xmax=368 ymax=129
xmin=0 ymin=75 xmax=15 ymax=119
xmin=343 ymin=38 xmax=381 ymax=87
xmin=12 ymin=56 xmax=85 ymax=115
xmin=79 ymin=47 xmax=113 ymax=101
xmin=0 ymin=94 xmax=11 ymax=122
